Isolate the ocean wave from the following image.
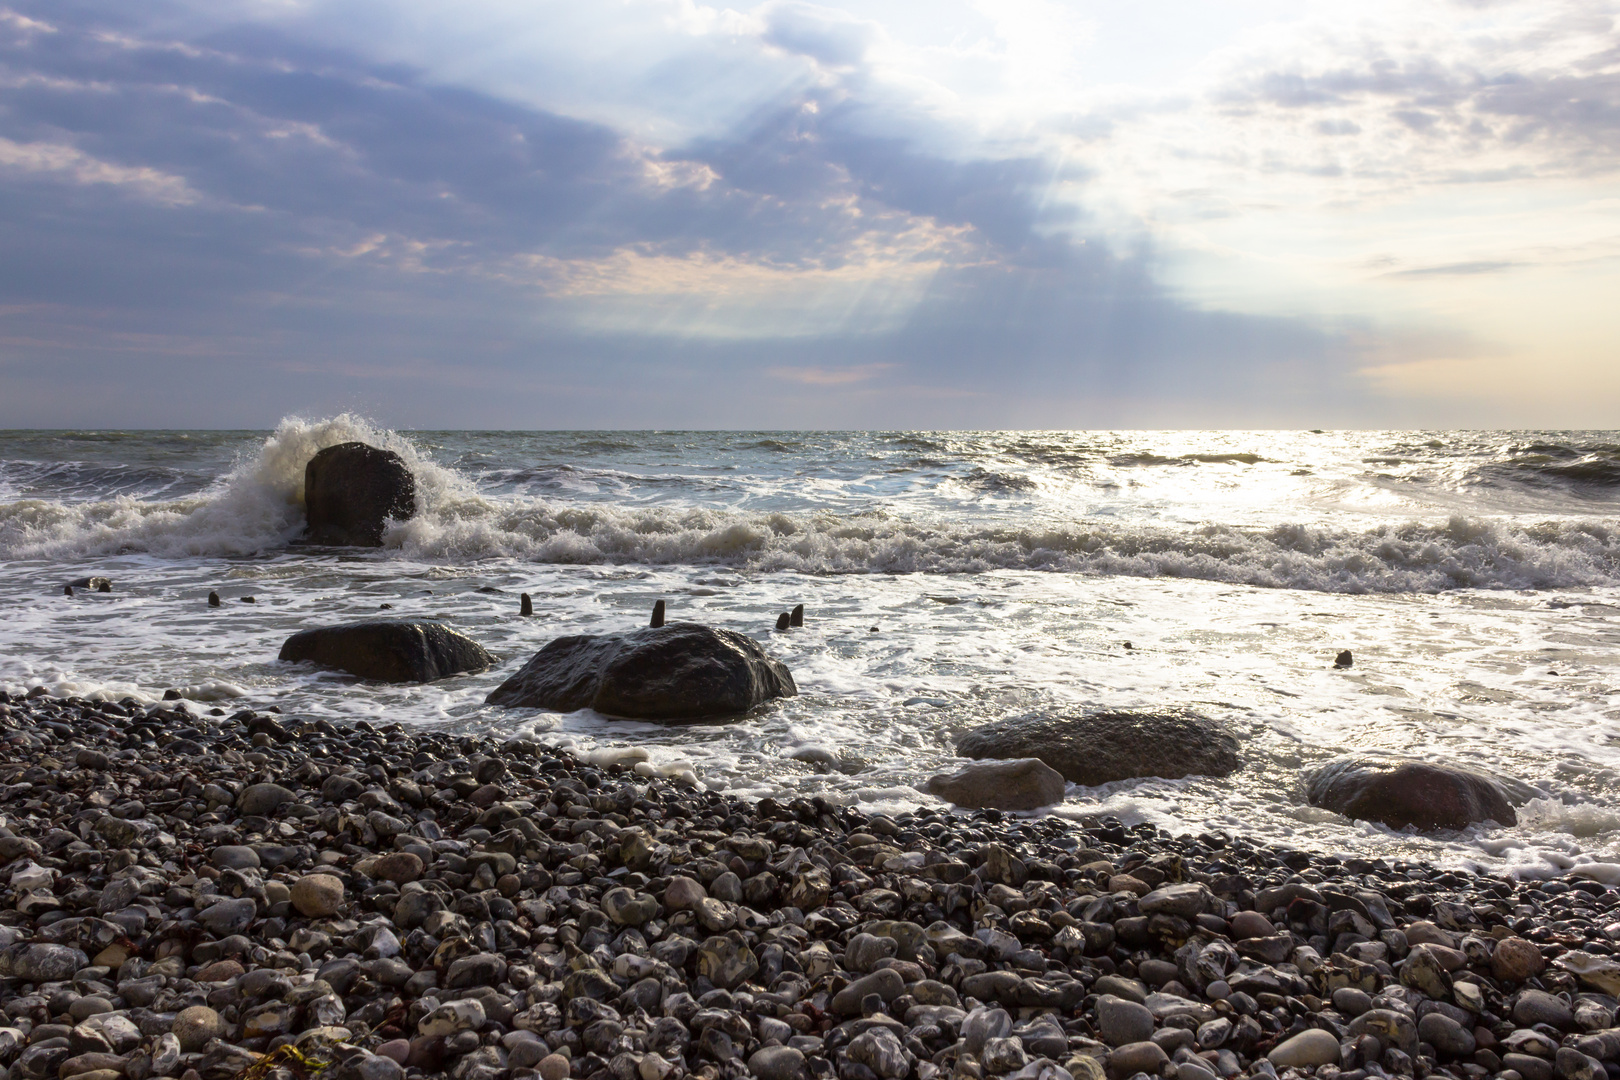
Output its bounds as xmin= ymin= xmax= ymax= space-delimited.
xmin=6 ymin=421 xmax=1620 ymax=592
xmin=6 ymin=474 xmax=1618 ymax=592
xmin=0 ymin=460 xmax=205 ymax=501
xmin=1471 ymin=442 xmax=1620 ymax=491
xmin=0 ymin=413 xmax=468 ymax=559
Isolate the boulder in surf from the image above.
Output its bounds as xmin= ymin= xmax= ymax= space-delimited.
xmin=954 ymin=708 xmax=1241 ymax=786
xmin=922 ymin=757 xmax=1067 ymax=811
xmin=303 ymin=442 xmax=416 ymax=546
xmin=1305 ymin=755 xmax=1519 ymax=831
xmin=485 ymin=622 xmax=796 ymax=721
xmin=279 ymin=620 xmax=492 ymax=683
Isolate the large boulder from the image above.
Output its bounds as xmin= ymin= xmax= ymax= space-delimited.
xmin=954 ymin=709 xmax=1241 ymax=786
xmin=922 ymin=758 xmax=1067 ymax=811
xmin=485 ymin=622 xmax=796 ymax=721
xmin=1306 ymin=755 xmax=1518 ymax=830
xmin=279 ymin=621 xmax=492 ymax=683
xmin=303 ymin=442 xmax=416 ymax=546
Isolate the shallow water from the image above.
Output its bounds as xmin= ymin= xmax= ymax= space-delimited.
xmin=3 ymin=417 xmax=1620 ymax=877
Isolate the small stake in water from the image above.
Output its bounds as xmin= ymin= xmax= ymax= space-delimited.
xmin=63 ymin=585 xmax=73 ymax=596
xmin=650 ymin=600 xmax=665 ymax=628
xmin=790 ymin=604 xmax=804 ymax=627
xmin=775 ymin=612 xmax=791 ymax=631
xmin=208 ymin=591 xmax=220 ymax=607
xmin=1334 ymin=650 xmax=1353 ymax=669
xmin=520 ymin=593 xmax=533 ymax=616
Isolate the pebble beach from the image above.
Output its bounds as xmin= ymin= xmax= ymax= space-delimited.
xmin=6 ymin=690 xmax=1620 ymax=1080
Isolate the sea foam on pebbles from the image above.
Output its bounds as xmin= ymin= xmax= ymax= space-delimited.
xmin=2 ymin=689 xmax=1620 ymax=1080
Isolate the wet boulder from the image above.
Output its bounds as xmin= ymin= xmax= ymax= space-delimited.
xmin=954 ymin=709 xmax=1241 ymax=786
xmin=485 ymin=622 xmax=796 ymax=721
xmin=921 ymin=758 xmax=1067 ymax=811
xmin=1306 ymin=755 xmax=1518 ymax=830
xmin=303 ymin=442 xmax=416 ymax=546
xmin=279 ymin=621 xmax=493 ymax=683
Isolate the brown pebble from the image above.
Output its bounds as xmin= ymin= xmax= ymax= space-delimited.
xmin=289 ymin=873 xmax=345 ymax=917
xmin=539 ymin=1053 xmax=571 ymax=1080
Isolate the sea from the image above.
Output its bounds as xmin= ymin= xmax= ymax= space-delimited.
xmin=3 ymin=416 xmax=1620 ymax=879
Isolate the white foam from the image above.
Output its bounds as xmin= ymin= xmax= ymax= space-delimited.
xmin=3 ymin=421 xmax=1618 ymax=594
xmin=1517 ymin=797 xmax=1620 ymax=839
xmin=0 ymin=414 xmax=468 ymax=561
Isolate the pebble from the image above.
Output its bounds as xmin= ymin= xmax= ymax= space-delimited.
xmin=289 ymin=872 xmax=346 ymax=916
xmin=1096 ymin=994 xmax=1155 ymax=1046
xmin=171 ymin=1006 xmax=222 ymax=1053
xmin=1267 ymin=1028 xmax=1341 ymax=1068
xmin=4 ymin=688 xmax=1620 ymax=1080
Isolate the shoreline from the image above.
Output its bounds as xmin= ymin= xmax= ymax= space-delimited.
xmin=1 ymin=691 xmax=1618 ymax=1080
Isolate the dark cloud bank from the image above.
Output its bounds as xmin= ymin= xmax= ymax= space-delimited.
xmin=0 ymin=0 xmax=1375 ymax=428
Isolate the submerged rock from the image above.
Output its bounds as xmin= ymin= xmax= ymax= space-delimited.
xmin=921 ymin=757 xmax=1067 ymax=811
xmin=955 ymin=709 xmax=1241 ymax=786
xmin=303 ymin=441 xmax=416 ymax=546
xmin=485 ymin=622 xmax=796 ymax=720
xmin=1306 ymin=754 xmax=1519 ymax=830
xmin=279 ymin=620 xmax=493 ymax=682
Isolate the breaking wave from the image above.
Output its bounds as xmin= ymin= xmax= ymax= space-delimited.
xmin=0 ymin=414 xmax=468 ymax=559
xmin=5 ymin=493 xmax=1618 ymax=595
xmin=4 ymin=419 xmax=1620 ymax=593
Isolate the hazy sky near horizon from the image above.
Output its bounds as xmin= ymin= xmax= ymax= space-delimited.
xmin=2 ymin=0 xmax=1618 ymax=428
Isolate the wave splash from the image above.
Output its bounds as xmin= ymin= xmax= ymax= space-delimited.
xmin=0 ymin=414 xmax=468 ymax=560
xmin=4 ymin=420 xmax=1620 ymax=593
xmin=383 ymin=507 xmax=1619 ymax=592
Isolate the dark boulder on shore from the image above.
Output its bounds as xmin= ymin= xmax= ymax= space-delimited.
xmin=303 ymin=441 xmax=416 ymax=546
xmin=955 ymin=708 xmax=1241 ymax=786
xmin=1306 ymin=754 xmax=1520 ymax=830
xmin=279 ymin=620 xmax=492 ymax=682
xmin=486 ymin=621 xmax=796 ymax=720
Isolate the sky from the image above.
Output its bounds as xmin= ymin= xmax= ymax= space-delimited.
xmin=1 ymin=0 xmax=1617 ymax=429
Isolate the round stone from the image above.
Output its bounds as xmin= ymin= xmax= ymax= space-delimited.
xmin=1107 ymin=1041 xmax=1169 ymax=1079
xmin=1097 ymin=995 xmax=1155 ymax=1047
xmin=290 ymin=874 xmax=346 ymax=918
xmin=663 ymin=875 xmax=706 ymax=910
xmin=1417 ymin=1012 xmax=1476 ymax=1059
xmin=376 ymin=1040 xmax=411 ymax=1065
xmin=372 ymin=852 xmax=424 ymax=884
xmin=172 ymin=1006 xmax=223 ymax=1052
xmin=538 ymin=1053 xmax=571 ymax=1080
xmin=1228 ymin=911 xmax=1273 ymax=939
xmin=1494 ymin=937 xmax=1547 ymax=982
xmin=237 ymin=782 xmax=296 ymax=816
xmin=1267 ymin=1029 xmax=1341 ymax=1069
xmin=748 ymin=1046 xmax=809 ymax=1080
xmin=210 ymin=845 xmax=261 ymax=870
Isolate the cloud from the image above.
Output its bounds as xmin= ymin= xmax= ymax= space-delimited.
xmin=0 ymin=0 xmax=1608 ymax=428
xmin=0 ymin=135 xmax=198 ymax=203
xmin=760 ymin=2 xmax=879 ymax=69
xmin=1383 ymin=259 xmax=1520 ymax=277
